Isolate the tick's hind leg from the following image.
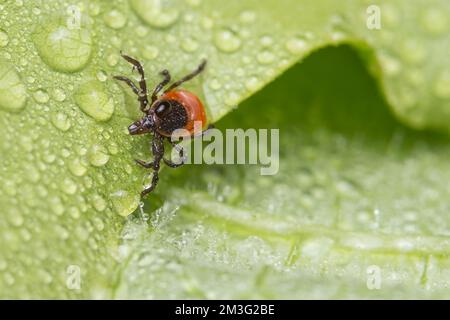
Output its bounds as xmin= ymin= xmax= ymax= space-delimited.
xmin=164 ymin=59 xmax=207 ymax=93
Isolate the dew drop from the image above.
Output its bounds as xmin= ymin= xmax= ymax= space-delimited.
xmin=50 ymin=196 xmax=64 ymax=216
xmin=96 ymin=70 xmax=108 ymax=82
xmin=0 ymin=61 xmax=27 ymax=112
xmin=74 ymin=80 xmax=115 ymax=121
xmin=69 ymin=206 xmax=81 ymax=219
xmin=88 ymin=144 xmax=110 ymax=167
xmin=68 ymin=157 xmax=87 ymax=176
xmin=33 ymin=89 xmax=50 ymax=104
xmin=257 ymin=50 xmax=275 ymax=64
xmin=421 ymin=8 xmax=448 ymax=35
xmin=0 ymin=29 xmax=9 ymax=47
xmin=285 ymin=36 xmax=308 ymax=54
xmin=92 ymin=194 xmax=107 ymax=212
xmin=61 ymin=177 xmax=78 ymax=195
xmin=51 ymin=88 xmax=66 ymax=102
xmin=104 ymin=9 xmax=127 ymax=29
xmin=245 ymin=76 xmax=261 ymax=91
xmin=239 ymin=10 xmax=256 ymax=24
xmin=111 ymin=190 xmax=140 ymax=217
xmin=181 ymin=37 xmax=199 ymax=52
xmin=209 ymin=78 xmax=222 ymax=90
xmin=32 ymin=19 xmax=92 ymax=72
xmin=51 ymin=112 xmax=71 ymax=131
xmin=214 ymin=29 xmax=241 ymax=53
xmin=129 ymin=0 xmax=180 ymax=29
xmin=378 ymin=52 xmax=401 ymax=77
xmin=143 ymin=45 xmax=159 ymax=60
xmin=260 ymin=35 xmax=273 ymax=47
xmin=107 ymin=53 xmax=119 ymax=67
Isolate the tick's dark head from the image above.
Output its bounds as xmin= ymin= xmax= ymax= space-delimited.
xmin=128 ymin=114 xmax=155 ymax=135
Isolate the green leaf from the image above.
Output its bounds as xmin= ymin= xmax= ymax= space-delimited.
xmin=0 ymin=0 xmax=449 ymax=298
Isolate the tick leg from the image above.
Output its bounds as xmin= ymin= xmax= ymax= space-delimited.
xmin=113 ymin=76 xmax=140 ymax=95
xmin=163 ymin=139 xmax=185 ymax=168
xmin=141 ymin=171 xmax=159 ymax=198
xmin=151 ymin=69 xmax=171 ymax=103
xmin=135 ymin=159 xmax=153 ymax=168
xmin=164 ymin=59 xmax=207 ymax=93
xmin=119 ymin=51 xmax=149 ymax=111
xmin=141 ymin=134 xmax=164 ymax=198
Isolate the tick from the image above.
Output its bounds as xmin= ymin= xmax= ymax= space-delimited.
xmin=114 ymin=52 xmax=210 ymax=198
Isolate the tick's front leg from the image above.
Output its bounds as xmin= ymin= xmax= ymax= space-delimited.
xmin=140 ymin=134 xmax=164 ymax=198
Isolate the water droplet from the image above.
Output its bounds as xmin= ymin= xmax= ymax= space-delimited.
xmin=129 ymin=0 xmax=180 ymax=29
xmin=111 ymin=190 xmax=140 ymax=217
xmin=8 ymin=210 xmax=24 ymax=227
xmin=136 ymin=26 xmax=148 ymax=37
xmin=107 ymin=53 xmax=119 ymax=66
xmin=239 ymin=10 xmax=256 ymax=24
xmin=51 ymin=112 xmax=71 ymax=131
xmin=421 ymin=8 xmax=448 ymax=35
xmin=260 ymin=35 xmax=273 ymax=47
xmin=143 ymin=45 xmax=159 ymax=60
xmin=33 ymin=89 xmax=50 ymax=104
xmin=0 ymin=61 xmax=27 ymax=112
xmin=225 ymin=92 xmax=240 ymax=106
xmin=61 ymin=177 xmax=78 ymax=195
xmin=68 ymin=157 xmax=87 ymax=176
xmin=74 ymin=80 xmax=115 ymax=121
xmin=104 ymin=9 xmax=127 ymax=29
xmin=92 ymin=194 xmax=107 ymax=211
xmin=209 ymin=78 xmax=222 ymax=90
xmin=257 ymin=50 xmax=275 ymax=64
xmin=201 ymin=16 xmax=213 ymax=29
xmin=88 ymin=144 xmax=110 ymax=167
xmin=378 ymin=52 xmax=401 ymax=77
xmin=52 ymin=88 xmax=66 ymax=102
xmin=0 ymin=29 xmax=9 ymax=47
xmin=96 ymin=70 xmax=108 ymax=82
xmin=285 ymin=36 xmax=308 ymax=54
xmin=32 ymin=19 xmax=92 ymax=72
xmin=181 ymin=37 xmax=199 ymax=52
xmin=214 ymin=29 xmax=241 ymax=53
xmin=245 ymin=76 xmax=261 ymax=91
xmin=434 ymin=70 xmax=450 ymax=99
xmin=69 ymin=206 xmax=81 ymax=219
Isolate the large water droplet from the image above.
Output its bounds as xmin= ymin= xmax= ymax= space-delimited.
xmin=129 ymin=0 xmax=180 ymax=29
xmin=104 ymin=9 xmax=127 ymax=29
xmin=214 ymin=29 xmax=241 ymax=53
xmin=0 ymin=61 xmax=27 ymax=112
xmin=32 ymin=19 xmax=92 ymax=72
xmin=88 ymin=144 xmax=110 ymax=167
xmin=92 ymin=194 xmax=107 ymax=211
xmin=285 ymin=36 xmax=309 ymax=54
xmin=74 ymin=80 xmax=115 ymax=121
xmin=111 ymin=190 xmax=140 ymax=217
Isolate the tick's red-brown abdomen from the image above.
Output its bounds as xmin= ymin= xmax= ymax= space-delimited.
xmin=160 ymin=89 xmax=206 ymax=135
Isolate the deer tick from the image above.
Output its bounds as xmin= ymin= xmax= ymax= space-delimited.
xmin=114 ymin=52 xmax=210 ymax=198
